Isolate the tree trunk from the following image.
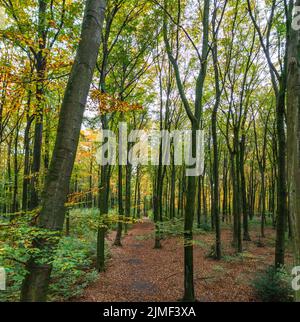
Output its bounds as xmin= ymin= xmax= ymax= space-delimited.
xmin=20 ymin=0 xmax=106 ymax=301
xmin=197 ymin=175 xmax=201 ymax=228
xmin=125 ymin=162 xmax=132 ymax=233
xmin=97 ymin=141 xmax=109 ymax=273
xmin=287 ymin=0 xmax=300 ymax=300
xmin=183 ymin=161 xmax=196 ymax=301
xmin=114 ymin=163 xmax=123 ymax=246
xmin=12 ymin=120 xmax=20 ymax=215
xmin=29 ymin=0 xmax=48 ymax=211
xmin=22 ymin=91 xmax=33 ymax=211
xmin=240 ymin=136 xmax=251 ymax=241
xmin=275 ymin=85 xmax=288 ymax=267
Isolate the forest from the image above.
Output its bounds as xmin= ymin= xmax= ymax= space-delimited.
xmin=0 ymin=0 xmax=300 ymax=304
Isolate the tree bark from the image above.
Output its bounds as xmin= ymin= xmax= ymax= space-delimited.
xmin=20 ymin=0 xmax=106 ymax=301
xmin=29 ymin=0 xmax=48 ymax=210
xmin=287 ymin=0 xmax=300 ymax=300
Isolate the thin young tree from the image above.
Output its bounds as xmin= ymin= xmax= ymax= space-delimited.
xmin=163 ymin=0 xmax=210 ymax=301
xmin=247 ymin=0 xmax=290 ymax=268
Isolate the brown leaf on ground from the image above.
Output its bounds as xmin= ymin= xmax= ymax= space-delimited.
xmin=74 ymin=219 xmax=293 ymax=302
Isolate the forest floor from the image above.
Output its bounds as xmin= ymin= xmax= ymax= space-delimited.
xmin=76 ymin=218 xmax=293 ymax=302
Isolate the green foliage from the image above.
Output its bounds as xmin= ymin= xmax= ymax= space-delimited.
xmin=197 ymin=222 xmax=211 ymax=232
xmin=212 ymin=265 xmax=225 ymax=273
xmin=48 ymin=236 xmax=99 ymax=301
xmin=157 ymin=218 xmax=185 ymax=237
xmin=69 ymin=208 xmax=102 ymax=237
xmin=0 ymin=209 xmax=110 ymax=302
xmin=252 ymin=266 xmax=294 ymax=302
xmin=147 ymin=210 xmax=154 ymax=221
xmin=154 ymin=218 xmax=211 ymax=238
xmin=0 ymin=235 xmax=102 ymax=302
xmin=222 ymin=253 xmax=244 ymax=263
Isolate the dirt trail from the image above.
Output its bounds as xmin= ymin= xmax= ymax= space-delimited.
xmin=77 ymin=219 xmax=290 ymax=302
xmin=78 ymin=218 xmax=177 ymax=302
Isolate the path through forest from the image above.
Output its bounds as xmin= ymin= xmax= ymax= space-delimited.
xmin=76 ymin=219 xmax=289 ymax=302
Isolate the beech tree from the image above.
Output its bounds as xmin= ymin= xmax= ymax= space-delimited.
xmin=0 ymin=0 xmax=299 ymax=304
xmin=247 ymin=0 xmax=290 ymax=268
xmin=20 ymin=0 xmax=106 ymax=301
xmin=163 ymin=0 xmax=210 ymax=302
xmin=287 ymin=0 xmax=300 ymax=301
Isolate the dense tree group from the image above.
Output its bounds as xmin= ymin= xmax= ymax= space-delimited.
xmin=0 ymin=0 xmax=299 ymax=302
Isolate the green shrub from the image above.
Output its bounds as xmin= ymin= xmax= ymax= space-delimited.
xmin=199 ymin=222 xmax=211 ymax=232
xmin=48 ymin=236 xmax=98 ymax=301
xmin=0 ymin=208 xmax=111 ymax=302
xmin=0 ymin=236 xmax=101 ymax=302
xmin=252 ymin=266 xmax=294 ymax=302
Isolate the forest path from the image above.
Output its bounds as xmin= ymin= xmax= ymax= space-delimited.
xmin=77 ymin=218 xmax=188 ymax=302
xmin=76 ymin=219 xmax=280 ymax=302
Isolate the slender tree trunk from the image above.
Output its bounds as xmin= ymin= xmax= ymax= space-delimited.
xmin=125 ymin=162 xmax=132 ymax=233
xmin=197 ymin=175 xmax=201 ymax=228
xmin=211 ymin=13 xmax=222 ymax=258
xmin=260 ymin=169 xmax=266 ymax=238
xmin=137 ymin=178 xmax=141 ymax=219
xmin=12 ymin=120 xmax=20 ymax=215
xmin=170 ymin=154 xmax=176 ymax=220
xmin=114 ymin=163 xmax=123 ymax=246
xmin=240 ymin=136 xmax=251 ymax=241
xmin=202 ymin=174 xmax=207 ymax=224
xmin=231 ymin=136 xmax=242 ymax=253
xmin=22 ymin=91 xmax=33 ymax=211
xmin=65 ymin=210 xmax=70 ymax=236
xmin=163 ymin=0 xmax=210 ymax=301
xmin=222 ymin=157 xmax=228 ymax=223
xmin=275 ymin=85 xmax=288 ymax=267
xmin=6 ymin=135 xmax=12 ymax=214
xmin=183 ymin=126 xmax=197 ymax=301
xmin=96 ymin=129 xmax=109 ymax=273
xmin=29 ymin=0 xmax=48 ymax=211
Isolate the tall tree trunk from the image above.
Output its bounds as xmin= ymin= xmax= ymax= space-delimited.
xmin=29 ymin=0 xmax=48 ymax=210
xmin=183 ymin=125 xmax=197 ymax=301
xmin=20 ymin=0 xmax=106 ymax=301
xmin=231 ymin=135 xmax=242 ymax=253
xmin=96 ymin=126 xmax=110 ymax=273
xmin=22 ymin=90 xmax=33 ymax=211
xmin=137 ymin=177 xmax=141 ymax=218
xmin=275 ymin=85 xmax=288 ymax=267
xmin=170 ymin=154 xmax=176 ymax=220
xmin=240 ymin=136 xmax=251 ymax=241
xmin=125 ymin=162 xmax=132 ymax=233
xmin=247 ymin=0 xmax=288 ymax=269
xmin=12 ymin=120 xmax=20 ymax=215
xmin=197 ymin=175 xmax=201 ymax=227
xmin=6 ymin=135 xmax=12 ymax=214
xmin=202 ymin=173 xmax=207 ymax=224
xmin=114 ymin=164 xmax=123 ymax=246
xmin=163 ymin=0 xmax=210 ymax=301
xmin=260 ymin=169 xmax=266 ymax=238
xmin=222 ymin=157 xmax=228 ymax=223
xmin=211 ymin=8 xmax=223 ymax=258
xmin=287 ymin=0 xmax=300 ymax=300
